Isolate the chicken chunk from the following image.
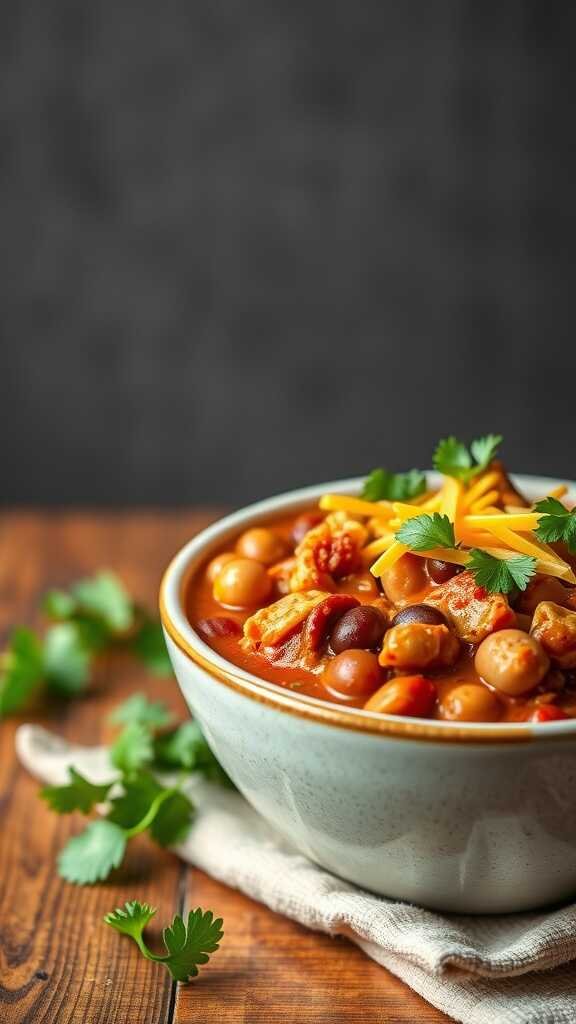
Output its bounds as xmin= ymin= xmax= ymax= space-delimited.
xmin=530 ymin=601 xmax=576 ymax=669
xmin=379 ymin=623 xmax=460 ymax=671
xmin=424 ymin=571 xmax=516 ymax=644
xmin=289 ymin=511 xmax=367 ymax=592
xmin=242 ymin=590 xmax=329 ymax=648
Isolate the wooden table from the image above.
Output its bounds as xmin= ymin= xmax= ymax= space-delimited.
xmin=0 ymin=511 xmax=450 ymax=1024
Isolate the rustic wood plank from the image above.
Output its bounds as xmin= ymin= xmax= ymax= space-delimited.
xmin=176 ymin=870 xmax=452 ymax=1024
xmin=0 ymin=510 xmax=452 ymax=1024
xmin=0 ymin=510 xmax=216 ymax=1024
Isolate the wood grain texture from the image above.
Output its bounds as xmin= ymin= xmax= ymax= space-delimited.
xmin=0 ymin=510 xmax=451 ymax=1023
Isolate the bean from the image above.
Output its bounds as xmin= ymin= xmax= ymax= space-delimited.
xmin=380 ymin=553 xmax=427 ymax=605
xmin=206 ymin=551 xmax=236 ymax=584
xmin=213 ymin=558 xmax=272 ymax=609
xmin=330 ymin=606 xmax=386 ymax=653
xmin=391 ymin=604 xmax=447 ymax=628
xmin=427 ymin=559 xmax=460 ymax=584
xmin=236 ymin=527 xmax=287 ymax=566
xmin=321 ymin=650 xmax=382 ymax=700
xmin=364 ymin=675 xmax=437 ymax=717
xmin=440 ymin=683 xmax=501 ymax=722
xmin=292 ymin=512 xmax=323 ymax=546
xmin=475 ymin=628 xmax=549 ymax=696
xmin=196 ymin=616 xmax=241 ymax=641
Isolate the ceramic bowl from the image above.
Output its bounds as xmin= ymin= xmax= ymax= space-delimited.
xmin=160 ymin=475 xmax=576 ymax=913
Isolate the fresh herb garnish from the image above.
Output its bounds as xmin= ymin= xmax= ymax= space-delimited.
xmin=467 ymin=550 xmax=536 ymax=594
xmin=433 ymin=434 xmax=502 ymax=483
xmin=0 ymin=572 xmax=173 ymax=717
xmin=396 ymin=513 xmax=456 ymax=551
xmin=39 ymin=691 xmax=232 ymax=884
xmin=534 ymin=497 xmax=576 ymax=553
xmin=362 ymin=468 xmax=426 ymax=502
xmin=104 ymin=901 xmax=223 ymax=983
xmin=41 ymin=767 xmax=113 ymax=814
xmin=55 ymin=779 xmax=192 ymax=885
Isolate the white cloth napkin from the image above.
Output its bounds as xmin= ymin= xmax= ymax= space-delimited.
xmin=16 ymin=724 xmax=576 ymax=1024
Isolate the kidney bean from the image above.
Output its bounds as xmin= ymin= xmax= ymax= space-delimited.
xmin=196 ymin=616 xmax=242 ymax=640
xmin=364 ymin=675 xmax=437 ymax=717
xmin=391 ymin=604 xmax=447 ymax=628
xmin=330 ymin=606 xmax=386 ymax=654
xmin=303 ymin=594 xmax=359 ymax=651
xmin=291 ymin=512 xmax=324 ymax=546
xmin=427 ymin=559 xmax=460 ymax=584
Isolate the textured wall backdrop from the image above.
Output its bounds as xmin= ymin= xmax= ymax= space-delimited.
xmin=1 ymin=1 xmax=575 ymax=505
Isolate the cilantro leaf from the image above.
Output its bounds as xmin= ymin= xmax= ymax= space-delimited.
xmin=153 ymin=721 xmax=234 ymax=787
xmin=161 ymin=908 xmax=223 ymax=981
xmin=469 ymin=434 xmax=503 ymax=473
xmin=43 ymin=589 xmax=77 ymax=619
xmin=107 ymin=772 xmax=194 ymax=846
xmin=362 ymin=468 xmax=426 ymax=502
xmin=0 ymin=628 xmax=44 ymax=717
xmin=433 ymin=434 xmax=502 ymax=483
xmin=467 ymin=550 xmax=536 ymax=594
xmin=71 ymin=572 xmax=134 ymax=633
xmin=396 ymin=513 xmax=456 ymax=552
xmin=42 ymin=623 xmax=92 ymax=695
xmin=534 ymin=498 xmax=576 ymax=552
xmin=109 ymin=692 xmax=172 ymax=729
xmin=104 ymin=902 xmax=223 ymax=983
xmin=58 ymin=820 xmax=127 ymax=884
xmin=131 ymin=619 xmax=173 ymax=677
xmin=104 ymin=900 xmax=156 ymax=941
xmin=151 ymin=791 xmax=195 ymax=847
xmin=111 ymin=722 xmax=154 ymax=774
xmin=41 ymin=768 xmax=113 ymax=814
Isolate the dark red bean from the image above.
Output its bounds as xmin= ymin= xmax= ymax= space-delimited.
xmin=391 ymin=604 xmax=448 ymax=628
xmin=303 ymin=594 xmax=359 ymax=651
xmin=196 ymin=616 xmax=241 ymax=641
xmin=292 ymin=512 xmax=324 ymax=546
xmin=330 ymin=606 xmax=386 ymax=654
xmin=427 ymin=559 xmax=460 ymax=584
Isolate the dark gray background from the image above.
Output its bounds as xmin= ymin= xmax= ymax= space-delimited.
xmin=2 ymin=1 xmax=575 ymax=507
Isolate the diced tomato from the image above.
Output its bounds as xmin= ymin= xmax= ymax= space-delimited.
xmin=364 ymin=674 xmax=437 ymax=717
xmin=530 ymin=705 xmax=569 ymax=723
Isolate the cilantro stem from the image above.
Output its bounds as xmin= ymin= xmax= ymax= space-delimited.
xmin=123 ymin=787 xmax=177 ymax=839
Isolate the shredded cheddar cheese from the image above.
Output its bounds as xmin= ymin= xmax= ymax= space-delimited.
xmin=319 ymin=494 xmax=394 ymax=518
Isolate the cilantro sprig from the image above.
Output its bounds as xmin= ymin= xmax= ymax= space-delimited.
xmin=534 ymin=497 xmax=576 ymax=553
xmin=0 ymin=571 xmax=173 ymax=717
xmin=466 ymin=550 xmax=536 ymax=595
xmin=362 ymin=468 xmax=426 ymax=502
xmin=396 ymin=513 xmax=456 ymax=551
xmin=433 ymin=434 xmax=502 ymax=483
xmin=39 ymin=693 xmax=232 ymax=885
xmin=104 ymin=901 xmax=223 ymax=983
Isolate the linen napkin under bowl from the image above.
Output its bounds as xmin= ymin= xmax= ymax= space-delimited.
xmin=16 ymin=724 xmax=576 ymax=1024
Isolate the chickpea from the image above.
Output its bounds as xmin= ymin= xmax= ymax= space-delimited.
xmin=236 ymin=527 xmax=286 ymax=566
xmin=213 ymin=558 xmax=272 ymax=609
xmin=380 ymin=553 xmax=427 ymax=606
xmin=440 ymin=683 xmax=501 ymax=723
xmin=379 ymin=623 xmax=460 ymax=670
xmin=322 ymin=650 xmax=382 ymax=700
xmin=206 ymin=551 xmax=236 ymax=584
xmin=474 ymin=629 xmax=549 ymax=696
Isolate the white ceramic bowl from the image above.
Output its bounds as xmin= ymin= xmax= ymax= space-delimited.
xmin=160 ymin=475 xmax=576 ymax=913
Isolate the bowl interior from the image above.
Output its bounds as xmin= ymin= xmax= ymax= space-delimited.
xmin=160 ymin=473 xmax=576 ymax=741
